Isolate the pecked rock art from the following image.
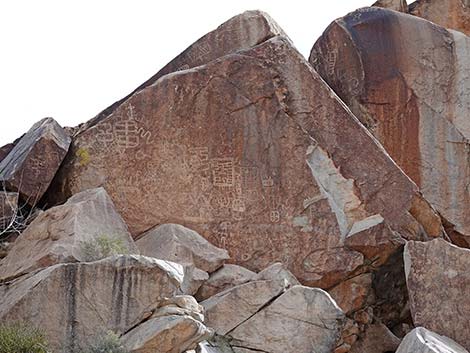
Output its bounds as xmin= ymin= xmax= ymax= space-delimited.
xmin=310 ymin=7 xmax=470 ymax=244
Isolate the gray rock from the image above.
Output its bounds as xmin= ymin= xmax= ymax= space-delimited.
xmin=396 ymin=327 xmax=469 ymax=353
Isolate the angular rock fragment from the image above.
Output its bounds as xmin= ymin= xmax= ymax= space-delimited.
xmin=229 ymin=286 xmax=345 ymax=353
xmin=201 ymin=279 xmax=288 ymax=335
xmin=0 ymin=255 xmax=183 ymax=353
xmin=345 ymin=214 xmax=405 ymax=267
xmin=405 ymin=239 xmax=470 ymax=350
xmin=329 ymin=273 xmax=373 ymax=314
xmin=0 ymin=187 xmax=137 ymax=281
xmin=0 ymin=118 xmax=70 ymax=205
xmin=310 ymin=7 xmax=468 ymax=243
xmin=254 ymin=262 xmax=300 ymax=286
xmin=350 ymin=323 xmax=401 ymax=353
xmin=122 ymin=315 xmax=211 ymax=353
xmin=195 ymin=264 xmax=256 ymax=301
xmin=409 ymin=0 xmax=470 ymax=36
xmin=51 ymin=13 xmax=442 ymax=286
xmin=136 ymin=224 xmax=229 ymax=274
xmin=396 ymin=327 xmax=469 ymax=353
xmin=0 ymin=191 xmax=18 ymax=231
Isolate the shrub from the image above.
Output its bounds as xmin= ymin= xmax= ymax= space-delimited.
xmin=80 ymin=331 xmax=128 ymax=353
xmin=80 ymin=234 xmax=129 ymax=262
xmin=0 ymin=322 xmax=49 ymax=353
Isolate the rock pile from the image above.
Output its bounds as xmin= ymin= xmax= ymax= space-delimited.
xmin=1 ymin=1 xmax=469 ymax=353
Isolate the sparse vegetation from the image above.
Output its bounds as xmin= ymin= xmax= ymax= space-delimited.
xmin=0 ymin=322 xmax=49 ymax=353
xmin=80 ymin=235 xmax=128 ymax=261
xmin=80 ymin=331 xmax=128 ymax=353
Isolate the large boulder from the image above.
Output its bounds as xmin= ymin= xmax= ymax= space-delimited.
xmin=50 ymin=15 xmax=442 ymax=287
xmin=404 ymin=239 xmax=470 ymax=350
xmin=0 ymin=118 xmax=71 ymax=205
xmin=409 ymin=0 xmax=470 ymax=36
xmin=310 ymin=7 xmax=470 ymax=243
xmin=136 ymin=223 xmax=229 ymax=274
xmin=396 ymin=327 xmax=469 ymax=353
xmin=0 ymin=187 xmax=137 ymax=281
xmin=0 ymin=255 xmax=183 ymax=353
xmin=228 ymin=286 xmax=345 ymax=353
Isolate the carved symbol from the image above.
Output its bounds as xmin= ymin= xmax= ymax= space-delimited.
xmin=326 ymin=49 xmax=338 ymax=76
xmin=241 ymin=166 xmax=259 ymax=190
xmin=211 ymin=158 xmax=234 ymax=187
xmin=177 ymin=64 xmax=190 ymax=71
xmin=114 ymin=119 xmax=140 ymax=149
xmin=262 ymin=176 xmax=274 ymax=187
xmin=232 ymin=198 xmax=246 ymax=213
xmin=188 ymin=147 xmax=210 ymax=173
xmin=96 ymin=122 xmax=114 ymax=144
xmin=270 ymin=210 xmax=281 ymax=223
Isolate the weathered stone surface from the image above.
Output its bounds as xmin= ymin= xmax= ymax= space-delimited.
xmin=136 ymin=224 xmax=229 ymax=273
xmin=228 ymin=286 xmax=345 ymax=353
xmin=52 ymin=19 xmax=441 ymax=287
xmin=409 ymin=0 xmax=470 ymax=36
xmin=0 ymin=118 xmax=70 ymax=205
xmin=122 ymin=315 xmax=211 ymax=353
xmin=373 ymin=0 xmax=408 ymax=12
xmin=254 ymin=261 xmax=300 ymax=286
xmin=0 ymin=191 xmax=17 ymax=231
xmin=201 ymin=279 xmax=287 ymax=335
xmin=181 ymin=265 xmax=210 ymax=296
xmin=195 ymin=264 xmax=255 ymax=301
xmin=0 ymin=255 xmax=183 ymax=353
xmin=73 ymin=10 xmax=286 ymax=135
xmin=0 ymin=142 xmax=14 ymax=163
xmin=329 ymin=273 xmax=373 ymax=314
xmin=405 ymin=238 xmax=470 ymax=350
xmin=345 ymin=214 xmax=405 ymax=267
xmin=350 ymin=323 xmax=401 ymax=353
xmin=0 ymin=187 xmax=137 ymax=281
xmin=396 ymin=327 xmax=469 ymax=353
xmin=310 ymin=7 xmax=469 ymax=243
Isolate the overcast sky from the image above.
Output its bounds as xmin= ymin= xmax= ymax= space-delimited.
xmin=0 ymin=0 xmax=372 ymax=145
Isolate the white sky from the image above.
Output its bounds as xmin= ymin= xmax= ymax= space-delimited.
xmin=0 ymin=0 xmax=372 ymax=146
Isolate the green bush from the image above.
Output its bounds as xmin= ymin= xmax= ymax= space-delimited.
xmin=80 ymin=235 xmax=128 ymax=262
xmin=80 ymin=331 xmax=128 ymax=353
xmin=0 ymin=322 xmax=49 ymax=353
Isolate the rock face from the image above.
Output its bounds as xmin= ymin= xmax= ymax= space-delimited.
xmin=0 ymin=255 xmax=183 ymax=353
xmin=373 ymin=0 xmax=408 ymax=12
xmin=0 ymin=118 xmax=70 ymax=205
xmin=396 ymin=327 xmax=469 ymax=353
xmin=136 ymin=224 xmax=229 ymax=273
xmin=405 ymin=239 xmax=470 ymax=350
xmin=0 ymin=191 xmax=18 ymax=231
xmin=409 ymin=0 xmax=470 ymax=36
xmin=50 ymin=16 xmax=442 ymax=286
xmin=228 ymin=286 xmax=345 ymax=353
xmin=0 ymin=187 xmax=137 ymax=281
xmin=73 ymin=10 xmax=286 ymax=135
xmin=310 ymin=7 xmax=470 ymax=243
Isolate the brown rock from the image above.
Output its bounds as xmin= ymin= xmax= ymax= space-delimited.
xmin=136 ymin=223 xmax=229 ymax=274
xmin=350 ymin=323 xmax=401 ymax=353
xmin=373 ymin=0 xmax=408 ymax=12
xmin=0 ymin=143 xmax=14 ymax=163
xmin=0 ymin=118 xmax=70 ymax=205
xmin=345 ymin=214 xmax=405 ymax=267
xmin=0 ymin=187 xmax=137 ymax=281
xmin=405 ymin=238 xmax=470 ymax=350
xmin=0 ymin=191 xmax=18 ymax=231
xmin=195 ymin=264 xmax=256 ymax=301
xmin=73 ymin=10 xmax=286 ymax=135
xmin=0 ymin=255 xmax=184 ymax=353
xmin=409 ymin=0 xmax=470 ymax=36
xmin=310 ymin=7 xmax=468 ymax=243
xmin=51 ymin=17 xmax=441 ymax=287
xmin=329 ymin=273 xmax=373 ymax=314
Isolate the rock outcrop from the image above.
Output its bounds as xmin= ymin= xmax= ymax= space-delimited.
xmin=0 ymin=118 xmax=70 ymax=205
xmin=404 ymin=239 xmax=470 ymax=350
xmin=310 ymin=7 xmax=470 ymax=244
xmin=50 ymin=15 xmax=441 ymax=287
xmin=0 ymin=255 xmax=183 ymax=353
xmin=396 ymin=327 xmax=469 ymax=353
xmin=0 ymin=187 xmax=137 ymax=281
xmin=409 ymin=0 xmax=470 ymax=36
